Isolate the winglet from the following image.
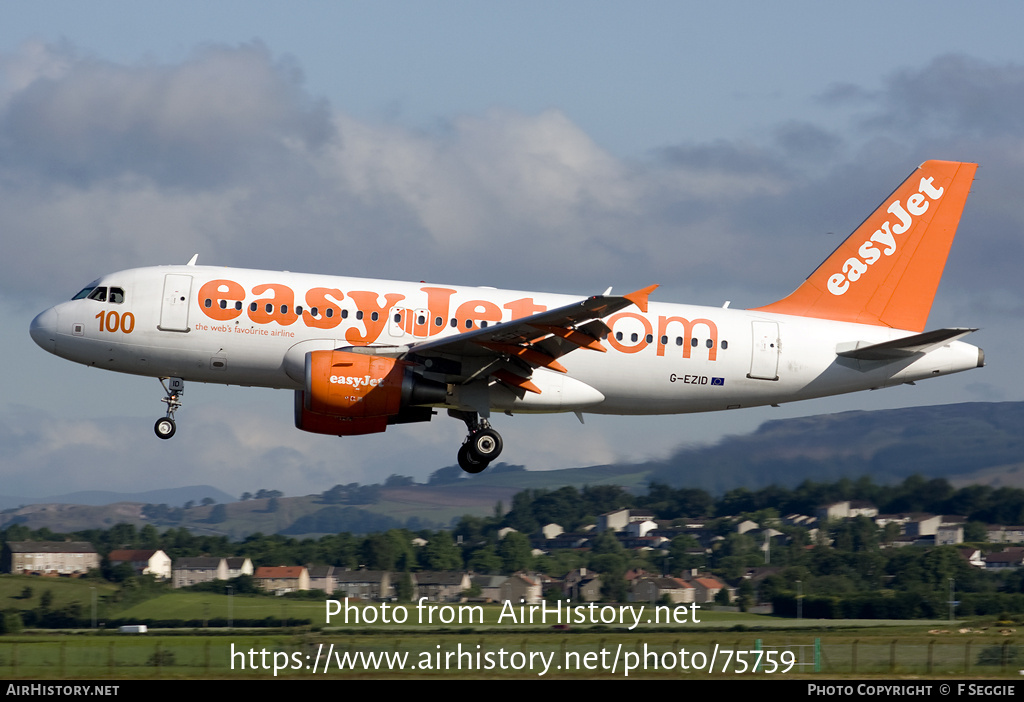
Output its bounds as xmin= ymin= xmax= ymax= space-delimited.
xmin=623 ymin=284 xmax=659 ymax=313
xmin=753 ymin=161 xmax=977 ymax=332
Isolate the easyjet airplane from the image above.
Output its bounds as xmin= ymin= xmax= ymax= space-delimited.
xmin=30 ymin=160 xmax=983 ymax=473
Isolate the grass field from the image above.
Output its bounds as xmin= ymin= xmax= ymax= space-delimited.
xmin=2 ymin=575 xmax=1022 ymax=678
xmin=0 ymin=575 xmax=118 ymax=615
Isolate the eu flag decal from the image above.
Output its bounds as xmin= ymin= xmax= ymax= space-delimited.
xmin=711 ymin=377 xmax=725 ymax=386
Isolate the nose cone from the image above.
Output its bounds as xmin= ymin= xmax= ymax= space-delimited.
xmin=30 ymin=307 xmax=58 ymax=353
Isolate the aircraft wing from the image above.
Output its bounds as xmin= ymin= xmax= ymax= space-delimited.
xmin=400 ymin=284 xmax=657 ymax=392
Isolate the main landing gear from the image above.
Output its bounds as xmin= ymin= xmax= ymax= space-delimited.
xmin=154 ymin=377 xmax=184 ymax=440
xmin=451 ymin=410 xmax=503 ymax=474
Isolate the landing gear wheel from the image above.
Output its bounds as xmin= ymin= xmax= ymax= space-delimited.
xmin=469 ymin=428 xmax=503 ymax=462
xmin=458 ymin=444 xmax=488 ymax=474
xmin=154 ymin=417 xmax=176 ymax=440
xmin=156 ymin=377 xmax=184 ymax=440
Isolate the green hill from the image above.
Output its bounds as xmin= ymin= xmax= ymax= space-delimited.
xmin=3 ymin=401 xmax=1023 ymax=537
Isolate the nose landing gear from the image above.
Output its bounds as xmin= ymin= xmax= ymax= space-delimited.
xmin=154 ymin=377 xmax=184 ymax=440
xmin=451 ymin=410 xmax=503 ymax=473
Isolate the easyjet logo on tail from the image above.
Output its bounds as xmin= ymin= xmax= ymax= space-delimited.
xmin=827 ymin=176 xmax=945 ymax=296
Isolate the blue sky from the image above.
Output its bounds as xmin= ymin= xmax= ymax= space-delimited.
xmin=3 ymin=2 xmax=1024 ymax=500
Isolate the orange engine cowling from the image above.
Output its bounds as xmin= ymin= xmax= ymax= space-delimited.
xmin=295 ymin=350 xmax=448 ymax=436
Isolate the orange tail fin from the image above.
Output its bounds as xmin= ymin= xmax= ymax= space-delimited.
xmin=753 ymin=160 xmax=977 ymax=332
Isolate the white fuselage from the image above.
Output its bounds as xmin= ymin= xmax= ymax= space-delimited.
xmin=30 ymin=264 xmax=983 ymax=417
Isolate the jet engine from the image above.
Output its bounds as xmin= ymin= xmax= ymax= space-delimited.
xmin=294 ymin=350 xmax=448 ymax=436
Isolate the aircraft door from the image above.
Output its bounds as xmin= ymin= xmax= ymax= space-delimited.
xmin=748 ymin=321 xmax=779 ymax=381
xmin=389 ymin=307 xmax=408 ymax=337
xmin=389 ymin=308 xmax=432 ymax=338
xmin=159 ymin=274 xmax=193 ymax=332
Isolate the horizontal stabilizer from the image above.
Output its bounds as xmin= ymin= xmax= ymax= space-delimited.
xmin=836 ymin=328 xmax=977 ymax=361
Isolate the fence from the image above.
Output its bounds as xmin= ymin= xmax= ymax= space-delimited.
xmin=0 ymin=635 xmax=1018 ymax=678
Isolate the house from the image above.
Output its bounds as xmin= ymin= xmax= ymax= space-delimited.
xmin=624 ymin=520 xmax=659 ymax=538
xmin=563 ymin=568 xmax=602 ymax=602
xmin=984 ymin=548 xmax=1024 ymax=570
xmin=783 ymin=514 xmax=816 ymax=527
xmin=736 ymin=520 xmax=759 ymax=535
xmin=226 ymin=557 xmax=254 ymax=579
xmin=541 ymin=523 xmax=564 ymax=539
xmin=904 ymin=514 xmax=943 ymax=537
xmin=333 ymin=570 xmax=392 ymax=600
xmin=617 ymin=534 xmax=667 ymax=550
xmin=986 ymin=526 xmax=1024 ymax=544
xmin=470 ymin=574 xmax=508 ymax=602
xmin=631 ymin=576 xmax=695 ymax=604
xmin=530 ymin=532 xmax=590 ymax=550
xmin=501 ymin=573 xmax=542 ymax=604
xmin=173 ymin=557 xmax=228 ymax=588
xmin=2 ymin=541 xmax=100 ymax=576
xmin=414 ymin=572 xmax=472 ymax=602
xmin=690 ymin=575 xmax=729 ymax=603
xmin=818 ymin=501 xmax=878 ymax=521
xmin=254 ymin=566 xmax=310 ymax=594
xmin=598 ymin=509 xmax=656 ymax=533
xmin=936 ymin=524 xmax=964 ymax=546
xmin=107 ymin=549 xmax=172 ymax=579
xmin=307 ymin=565 xmax=337 ymax=593
xmin=958 ymin=548 xmax=985 ymax=568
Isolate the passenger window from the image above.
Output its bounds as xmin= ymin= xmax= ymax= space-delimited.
xmin=721 ymin=340 xmax=728 ymax=350
xmin=706 ymin=339 xmax=713 ymax=349
xmin=691 ymin=338 xmax=698 ymax=347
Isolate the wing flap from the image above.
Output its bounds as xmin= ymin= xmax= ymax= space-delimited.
xmin=403 ymin=285 xmax=658 ymax=388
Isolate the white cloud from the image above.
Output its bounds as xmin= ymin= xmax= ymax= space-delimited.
xmin=5 ymin=43 xmax=1024 ymax=500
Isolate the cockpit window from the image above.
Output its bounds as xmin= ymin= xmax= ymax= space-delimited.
xmin=87 ymin=287 xmax=108 ymax=302
xmin=109 ymin=287 xmax=125 ymax=304
xmin=72 ymin=280 xmax=101 ymax=300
